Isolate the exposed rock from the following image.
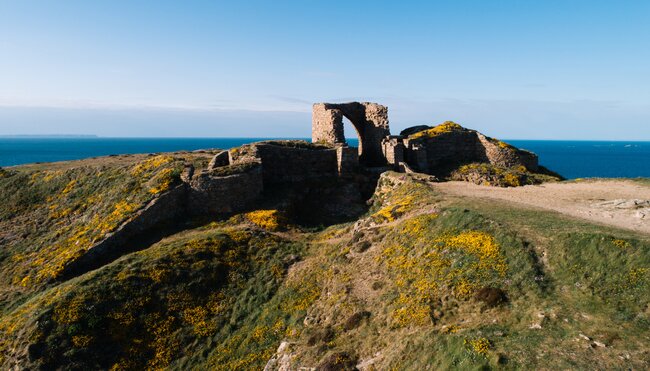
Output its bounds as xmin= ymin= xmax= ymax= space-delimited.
xmin=579 ymin=333 xmax=592 ymax=341
xmin=594 ymin=199 xmax=650 ymax=209
xmin=399 ymin=125 xmax=429 ymax=137
xmin=207 ymin=150 xmax=230 ymax=170
xmin=401 ymin=122 xmax=538 ymax=176
xmin=316 ymin=352 xmax=358 ymax=371
xmin=592 ymin=199 xmax=650 ymax=221
xmin=356 ymin=352 xmax=383 ymax=371
xmin=450 ymin=163 xmax=559 ymax=187
xmin=264 ymin=342 xmax=295 ymax=371
xmin=189 ymin=162 xmax=264 ymax=216
xmin=530 ymin=312 xmax=547 ymax=329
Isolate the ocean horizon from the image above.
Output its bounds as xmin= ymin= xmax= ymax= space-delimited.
xmin=1 ymin=137 xmax=649 ymax=180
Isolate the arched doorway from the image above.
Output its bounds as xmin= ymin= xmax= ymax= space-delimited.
xmin=342 ymin=116 xmax=361 ymax=157
xmin=311 ymin=102 xmax=391 ymax=167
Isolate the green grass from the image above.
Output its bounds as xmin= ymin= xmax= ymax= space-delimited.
xmin=1 ymin=225 xmax=308 ymax=370
xmin=0 ymin=154 xmax=193 ymax=310
xmin=1 ymin=166 xmax=649 ymax=370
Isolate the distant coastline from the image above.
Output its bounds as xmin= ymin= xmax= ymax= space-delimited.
xmin=0 ymin=134 xmax=98 ymax=138
xmin=1 ymin=137 xmax=649 ymax=179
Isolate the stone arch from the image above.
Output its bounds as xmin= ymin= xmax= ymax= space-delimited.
xmin=312 ymin=102 xmax=390 ymax=166
xmin=342 ymin=115 xmax=361 ymax=155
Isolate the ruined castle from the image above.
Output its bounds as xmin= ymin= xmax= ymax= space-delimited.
xmin=59 ymin=102 xmax=543 ymax=279
xmin=189 ymin=101 xmax=540 ymax=215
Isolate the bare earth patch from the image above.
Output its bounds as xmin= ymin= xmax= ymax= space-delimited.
xmin=433 ymin=180 xmax=650 ymax=235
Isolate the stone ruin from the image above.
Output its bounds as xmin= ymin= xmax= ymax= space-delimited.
xmin=311 ymin=101 xmax=539 ymax=176
xmin=62 ymin=102 xmax=543 ymax=278
xmin=312 ymin=102 xmax=390 ymax=167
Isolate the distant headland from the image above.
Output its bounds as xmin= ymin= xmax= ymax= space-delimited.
xmin=0 ymin=134 xmax=98 ymax=138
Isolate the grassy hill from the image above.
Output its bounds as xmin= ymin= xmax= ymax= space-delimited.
xmin=1 ymin=155 xmax=649 ymax=370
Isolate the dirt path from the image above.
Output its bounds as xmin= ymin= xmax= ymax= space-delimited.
xmin=432 ymin=180 xmax=650 ymax=235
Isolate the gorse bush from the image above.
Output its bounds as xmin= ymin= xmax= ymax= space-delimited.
xmin=245 ymin=209 xmax=287 ymax=231
xmin=408 ymin=121 xmax=464 ymax=139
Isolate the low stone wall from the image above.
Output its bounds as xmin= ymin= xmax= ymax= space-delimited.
xmin=382 ymin=136 xmax=405 ymax=168
xmin=189 ymin=163 xmax=264 ymax=215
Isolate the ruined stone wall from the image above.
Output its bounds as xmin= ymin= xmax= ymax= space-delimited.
xmin=311 ymin=102 xmax=390 ymax=167
xmin=477 ymin=134 xmax=538 ymax=171
xmin=382 ymin=136 xmax=405 ymax=168
xmin=404 ymin=130 xmax=539 ymax=175
xmin=336 ymin=146 xmax=359 ymax=174
xmin=230 ymin=142 xmax=339 ymax=185
xmin=312 ymin=103 xmax=346 ymax=145
xmin=189 ymin=163 xmax=264 ymax=216
xmin=405 ymin=131 xmax=484 ymax=175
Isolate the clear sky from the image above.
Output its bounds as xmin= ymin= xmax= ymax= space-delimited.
xmin=1 ymin=0 xmax=649 ymax=139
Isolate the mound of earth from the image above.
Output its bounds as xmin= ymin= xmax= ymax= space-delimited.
xmin=1 ymin=155 xmax=649 ymax=369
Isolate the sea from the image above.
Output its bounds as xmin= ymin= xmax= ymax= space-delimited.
xmin=1 ymin=137 xmax=649 ymax=180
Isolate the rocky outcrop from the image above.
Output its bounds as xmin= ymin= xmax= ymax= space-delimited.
xmin=207 ymin=150 xmax=230 ymax=170
xmin=397 ymin=121 xmax=539 ymax=177
xmin=399 ymin=125 xmax=429 ymax=137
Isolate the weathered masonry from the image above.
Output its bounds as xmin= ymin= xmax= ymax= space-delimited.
xmin=312 ymin=102 xmax=390 ymax=167
xmin=312 ymin=101 xmax=539 ymax=176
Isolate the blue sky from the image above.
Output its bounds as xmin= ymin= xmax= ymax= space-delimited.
xmin=1 ymin=0 xmax=649 ymax=139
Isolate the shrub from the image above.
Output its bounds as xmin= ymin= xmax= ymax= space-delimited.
xmin=408 ymin=121 xmax=464 ymax=139
xmin=465 ymin=337 xmax=491 ymax=356
xmin=474 ymin=287 xmax=508 ymax=307
xmin=343 ymin=311 xmax=371 ymax=331
xmin=245 ymin=209 xmax=287 ymax=231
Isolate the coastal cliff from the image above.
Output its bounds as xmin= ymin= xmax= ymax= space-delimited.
xmin=0 ymin=144 xmax=648 ymax=369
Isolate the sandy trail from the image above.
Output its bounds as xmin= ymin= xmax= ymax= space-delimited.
xmin=433 ymin=180 xmax=650 ymax=235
